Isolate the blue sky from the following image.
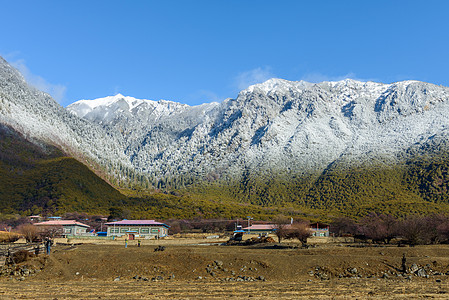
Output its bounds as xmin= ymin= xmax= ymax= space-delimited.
xmin=1 ymin=1 xmax=448 ymax=106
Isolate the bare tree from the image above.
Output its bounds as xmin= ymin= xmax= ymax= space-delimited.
xmin=18 ymin=224 xmax=40 ymax=242
xmin=38 ymin=226 xmax=63 ymax=239
xmin=273 ymin=216 xmax=290 ymax=243
xmin=330 ymin=217 xmax=358 ymax=237
xmin=398 ymin=216 xmax=427 ymax=246
xmin=358 ymin=212 xmax=398 ymax=244
xmin=424 ymin=214 xmax=449 ymax=244
xmin=285 ymin=222 xmax=312 ymax=245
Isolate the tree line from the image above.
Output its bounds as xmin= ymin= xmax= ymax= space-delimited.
xmin=331 ymin=212 xmax=449 ymax=245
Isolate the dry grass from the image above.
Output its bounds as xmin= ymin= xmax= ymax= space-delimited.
xmin=2 ymin=238 xmax=449 ymax=299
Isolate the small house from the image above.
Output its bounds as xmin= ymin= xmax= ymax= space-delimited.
xmin=105 ymin=220 xmax=170 ymax=239
xmin=34 ymin=220 xmax=90 ymax=237
xmin=310 ymin=222 xmax=330 ymax=237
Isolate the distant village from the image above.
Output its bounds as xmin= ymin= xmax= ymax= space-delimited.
xmin=3 ymin=212 xmax=449 ymax=247
xmin=21 ymin=215 xmax=330 ymax=241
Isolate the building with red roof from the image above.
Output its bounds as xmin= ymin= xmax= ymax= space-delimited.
xmin=105 ymin=220 xmax=170 ymax=239
xmin=34 ymin=220 xmax=90 ymax=236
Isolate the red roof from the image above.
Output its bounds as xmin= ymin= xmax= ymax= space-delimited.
xmin=243 ymin=224 xmax=276 ymax=231
xmin=34 ymin=220 xmax=90 ymax=228
xmin=105 ymin=220 xmax=169 ymax=228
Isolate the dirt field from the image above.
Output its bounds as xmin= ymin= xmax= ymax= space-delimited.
xmin=1 ymin=238 xmax=449 ymax=299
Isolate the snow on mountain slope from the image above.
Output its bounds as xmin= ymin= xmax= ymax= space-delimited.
xmin=68 ymin=77 xmax=449 ymax=188
xmin=3 ymin=53 xmax=449 ymax=193
xmin=0 ymin=57 xmax=132 ymax=182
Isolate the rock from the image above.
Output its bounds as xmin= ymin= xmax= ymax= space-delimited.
xmin=320 ymin=274 xmax=329 ymax=280
xmin=214 ymin=260 xmax=223 ymax=267
xmin=308 ymin=271 xmax=314 ymax=276
xmin=436 ymin=279 xmax=442 ymax=283
xmin=197 ymin=276 xmax=202 ymax=280
xmin=154 ymin=246 xmax=165 ymax=252
xmin=381 ymin=273 xmax=389 ymax=279
xmin=410 ymin=264 xmax=419 ymax=273
xmin=113 ymin=276 xmax=120 ymax=281
xmin=350 ymin=268 xmax=358 ymax=274
xmin=75 ymin=272 xmax=80 ymax=276
xmin=417 ymin=268 xmax=427 ymax=277
xmin=257 ymin=276 xmax=265 ymax=281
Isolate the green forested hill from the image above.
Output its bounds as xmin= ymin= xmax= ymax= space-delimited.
xmin=186 ymin=157 xmax=449 ymax=220
xmin=0 ymin=124 xmax=127 ymax=215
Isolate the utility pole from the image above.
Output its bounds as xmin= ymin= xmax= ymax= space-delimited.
xmin=247 ymin=216 xmax=253 ymax=233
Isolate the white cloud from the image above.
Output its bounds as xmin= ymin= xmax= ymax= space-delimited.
xmin=10 ymin=58 xmax=67 ymax=104
xmin=301 ymin=72 xmax=379 ymax=83
xmin=234 ymin=67 xmax=275 ymax=90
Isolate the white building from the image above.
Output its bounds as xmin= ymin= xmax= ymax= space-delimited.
xmin=105 ymin=220 xmax=170 ymax=239
xmin=34 ymin=220 xmax=90 ymax=236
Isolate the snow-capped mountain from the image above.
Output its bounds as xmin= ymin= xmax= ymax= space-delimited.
xmin=67 ymin=78 xmax=449 ymax=188
xmin=3 ymin=54 xmax=449 ymax=205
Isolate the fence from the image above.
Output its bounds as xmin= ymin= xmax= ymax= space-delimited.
xmin=0 ymin=243 xmax=42 ymax=266
xmin=66 ymin=235 xmax=113 ymax=240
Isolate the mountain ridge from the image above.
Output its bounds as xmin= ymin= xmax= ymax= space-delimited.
xmin=67 ymin=77 xmax=449 ymax=182
xmin=3 ymin=56 xmax=449 ymax=218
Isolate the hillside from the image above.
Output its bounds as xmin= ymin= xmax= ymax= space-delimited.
xmin=3 ymin=55 xmax=449 ymax=219
xmin=0 ymin=123 xmax=292 ymax=220
xmin=0 ymin=124 xmax=127 ymax=215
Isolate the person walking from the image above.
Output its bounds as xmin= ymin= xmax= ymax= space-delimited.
xmin=137 ymin=239 xmax=141 ymax=247
xmin=125 ymin=238 xmax=128 ymax=248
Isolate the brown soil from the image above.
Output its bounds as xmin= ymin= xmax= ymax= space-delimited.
xmin=1 ymin=241 xmax=449 ymax=299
